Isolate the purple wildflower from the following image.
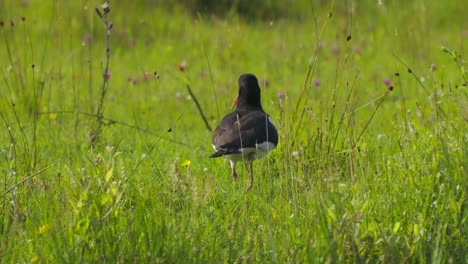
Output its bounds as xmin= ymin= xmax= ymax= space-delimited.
xmin=104 ymin=71 xmax=111 ymax=80
xmin=383 ymin=78 xmax=391 ymax=86
xmin=82 ymin=34 xmax=93 ymax=43
xmin=277 ymin=91 xmax=286 ymax=100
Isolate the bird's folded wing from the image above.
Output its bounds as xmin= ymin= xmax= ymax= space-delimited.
xmin=212 ymin=111 xmax=276 ymax=150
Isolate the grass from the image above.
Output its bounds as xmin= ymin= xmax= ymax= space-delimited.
xmin=1 ymin=0 xmax=467 ymax=262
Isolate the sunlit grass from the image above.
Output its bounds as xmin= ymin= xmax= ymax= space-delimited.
xmin=0 ymin=0 xmax=467 ymax=262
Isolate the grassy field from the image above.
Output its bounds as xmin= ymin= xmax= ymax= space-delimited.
xmin=1 ymin=0 xmax=467 ymax=262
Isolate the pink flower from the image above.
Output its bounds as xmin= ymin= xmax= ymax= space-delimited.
xmin=383 ymin=78 xmax=391 ymax=86
xmin=353 ymin=46 xmax=361 ymax=54
xmin=277 ymin=91 xmax=286 ymax=100
xmin=331 ymin=44 xmax=339 ymax=55
xmin=82 ymin=34 xmax=93 ymax=43
xmin=104 ymin=71 xmax=111 ymax=80
xmin=314 ymin=79 xmax=321 ymax=87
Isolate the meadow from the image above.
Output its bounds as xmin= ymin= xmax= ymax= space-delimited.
xmin=0 ymin=0 xmax=467 ymax=262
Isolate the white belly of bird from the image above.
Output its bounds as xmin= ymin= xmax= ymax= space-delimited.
xmin=224 ymin=141 xmax=276 ymax=162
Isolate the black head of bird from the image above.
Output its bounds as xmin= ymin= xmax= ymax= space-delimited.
xmin=231 ymin=73 xmax=263 ymax=110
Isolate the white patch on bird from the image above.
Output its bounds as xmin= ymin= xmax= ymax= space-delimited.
xmin=268 ymin=116 xmax=275 ymax=126
xmin=255 ymin=141 xmax=276 ymax=158
xmin=229 ymin=159 xmax=236 ymax=169
xmin=223 ymin=141 xmax=276 ymax=163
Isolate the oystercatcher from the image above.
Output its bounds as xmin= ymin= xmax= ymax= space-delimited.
xmin=210 ymin=73 xmax=278 ymax=190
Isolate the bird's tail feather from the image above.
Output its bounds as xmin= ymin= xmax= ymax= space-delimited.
xmin=209 ymin=148 xmax=241 ymax=158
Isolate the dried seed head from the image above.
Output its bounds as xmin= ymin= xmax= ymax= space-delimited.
xmin=95 ymin=7 xmax=102 ymax=18
xmin=178 ymin=60 xmax=187 ymax=72
xmin=142 ymin=72 xmax=150 ymax=81
xmin=102 ymin=2 xmax=110 ymax=14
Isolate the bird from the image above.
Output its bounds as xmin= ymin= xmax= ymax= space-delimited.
xmin=210 ymin=73 xmax=278 ymax=191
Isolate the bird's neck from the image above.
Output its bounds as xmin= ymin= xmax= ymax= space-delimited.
xmin=236 ymin=103 xmax=263 ymax=112
xmin=236 ymin=97 xmax=263 ymax=111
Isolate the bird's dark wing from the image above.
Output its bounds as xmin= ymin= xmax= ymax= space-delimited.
xmin=210 ymin=110 xmax=278 ymax=158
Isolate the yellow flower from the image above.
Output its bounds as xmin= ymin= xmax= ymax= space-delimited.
xmin=48 ymin=113 xmax=57 ymax=120
xmin=181 ymin=160 xmax=191 ymax=167
xmin=38 ymin=224 xmax=49 ymax=234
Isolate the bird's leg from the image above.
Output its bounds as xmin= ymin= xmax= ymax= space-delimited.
xmin=232 ymin=168 xmax=238 ymax=180
xmin=247 ymin=160 xmax=254 ymax=191
xmin=230 ymin=160 xmax=237 ymax=180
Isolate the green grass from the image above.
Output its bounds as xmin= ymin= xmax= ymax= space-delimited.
xmin=1 ymin=0 xmax=467 ymax=262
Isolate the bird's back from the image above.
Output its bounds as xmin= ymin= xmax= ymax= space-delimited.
xmin=211 ymin=109 xmax=278 ymax=157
